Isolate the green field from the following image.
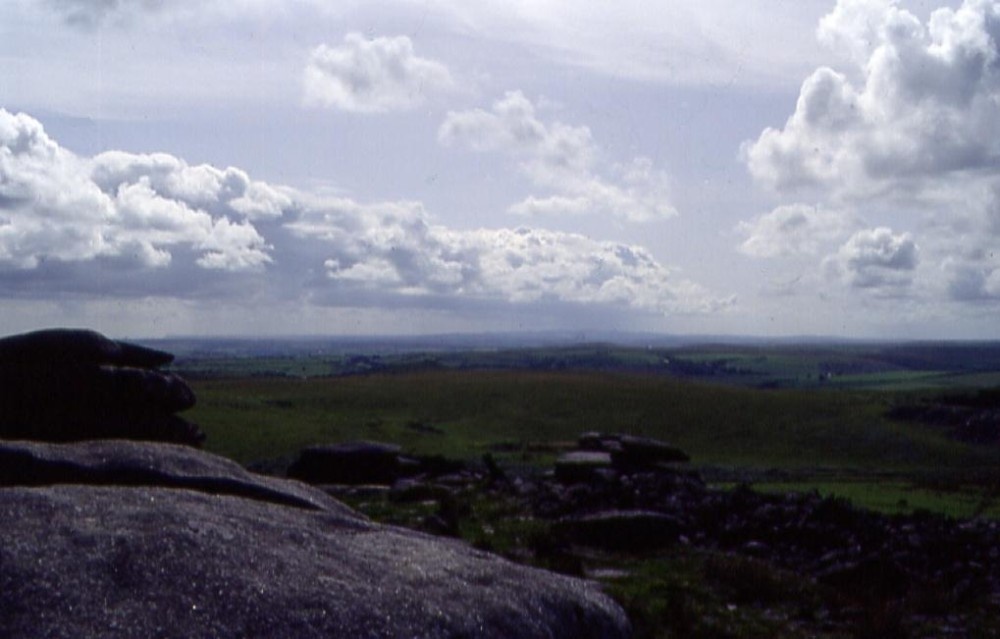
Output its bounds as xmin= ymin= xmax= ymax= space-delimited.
xmin=189 ymin=368 xmax=1000 ymax=507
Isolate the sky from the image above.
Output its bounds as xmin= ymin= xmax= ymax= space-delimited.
xmin=1 ymin=0 xmax=999 ymax=339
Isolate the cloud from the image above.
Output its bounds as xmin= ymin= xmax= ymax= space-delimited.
xmin=737 ymin=0 xmax=1000 ymax=313
xmin=1 ymin=106 xmax=728 ymax=319
xmin=738 ymin=204 xmax=855 ymax=258
xmin=46 ymin=0 xmax=166 ymax=28
xmin=303 ymin=33 xmax=454 ymax=113
xmin=946 ymin=259 xmax=1000 ymax=301
xmin=0 ymin=108 xmax=273 ymax=272
xmin=824 ymin=227 xmax=918 ymax=292
xmin=433 ymin=1 xmax=826 ymax=89
xmin=286 ymin=198 xmax=726 ymax=314
xmin=743 ymin=0 xmax=1000 ymax=197
xmin=439 ymin=91 xmax=676 ymax=222
xmin=91 ymin=151 xmax=293 ymax=221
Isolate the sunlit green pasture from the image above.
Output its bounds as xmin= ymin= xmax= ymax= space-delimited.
xmin=189 ymin=370 xmax=1000 ymax=494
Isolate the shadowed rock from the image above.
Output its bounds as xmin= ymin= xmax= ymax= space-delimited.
xmin=0 ymin=440 xmax=630 ymax=639
xmin=555 ymin=451 xmax=613 ymax=484
xmin=0 ymin=328 xmax=174 ymax=369
xmin=553 ymin=510 xmax=684 ymax=552
xmin=569 ymin=433 xmax=690 ymax=473
xmin=612 ymin=435 xmax=691 ymax=468
xmin=288 ymin=441 xmax=404 ymax=485
xmin=0 ymin=329 xmax=202 ymax=445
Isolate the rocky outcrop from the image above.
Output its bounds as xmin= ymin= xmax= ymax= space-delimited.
xmin=0 ymin=332 xmax=630 ymax=638
xmin=0 ymin=440 xmax=631 ymax=639
xmin=0 ymin=329 xmax=202 ymax=445
xmin=514 ymin=441 xmax=1000 ymax=616
xmin=554 ymin=433 xmax=690 ymax=484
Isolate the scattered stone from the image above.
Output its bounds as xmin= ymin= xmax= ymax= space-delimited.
xmin=0 ymin=440 xmax=631 ymax=639
xmin=0 ymin=329 xmax=202 ymax=445
xmin=518 ymin=430 xmax=1000 ymax=620
xmin=0 ymin=439 xmax=349 ymax=514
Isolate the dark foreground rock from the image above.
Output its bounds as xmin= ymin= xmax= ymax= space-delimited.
xmin=0 ymin=440 xmax=630 ymax=639
xmin=0 ymin=329 xmax=202 ymax=445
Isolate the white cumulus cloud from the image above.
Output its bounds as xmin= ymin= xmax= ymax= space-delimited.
xmin=0 ymin=106 xmax=729 ymax=320
xmin=739 ymin=0 xmax=1000 ymax=311
xmin=0 ymin=108 xmax=273 ymax=273
xmin=286 ymin=199 xmax=726 ymax=314
xmin=744 ymin=0 xmax=1000 ymax=197
xmin=439 ymin=91 xmax=676 ymax=223
xmin=824 ymin=227 xmax=919 ymax=292
xmin=738 ymin=204 xmax=856 ymax=258
xmin=303 ymin=33 xmax=454 ymax=113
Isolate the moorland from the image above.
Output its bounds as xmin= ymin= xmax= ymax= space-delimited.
xmin=153 ymin=335 xmax=1000 ymax=638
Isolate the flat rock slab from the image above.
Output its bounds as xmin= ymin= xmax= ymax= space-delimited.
xmin=0 ymin=441 xmax=630 ymax=639
xmin=0 ymin=440 xmax=353 ymax=514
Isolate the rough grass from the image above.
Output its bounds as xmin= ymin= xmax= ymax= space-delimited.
xmin=189 ymin=369 xmax=1000 ymax=482
xmin=603 ymin=552 xmax=831 ymax=639
xmin=745 ymin=480 xmax=1000 ymax=519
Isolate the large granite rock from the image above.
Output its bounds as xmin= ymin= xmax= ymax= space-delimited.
xmin=0 ymin=440 xmax=630 ymax=638
xmin=288 ymin=441 xmax=405 ymax=485
xmin=0 ymin=329 xmax=202 ymax=445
